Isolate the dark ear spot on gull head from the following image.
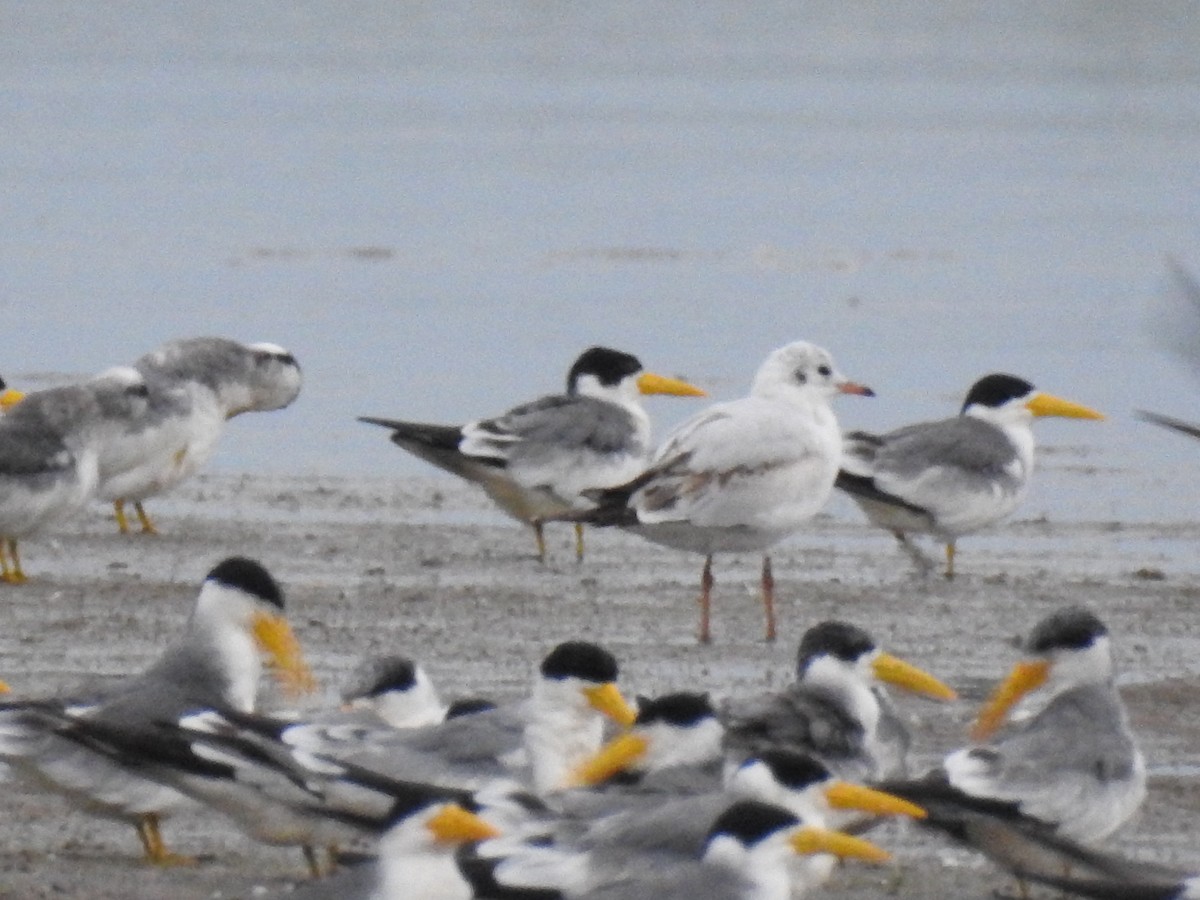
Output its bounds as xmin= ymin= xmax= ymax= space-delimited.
xmin=1027 ymin=606 xmax=1107 ymax=654
xmin=797 ymin=621 xmax=876 ymax=671
xmin=205 ymin=557 xmax=285 ymax=611
xmin=961 ymin=374 xmax=1034 ymax=413
xmin=567 ymin=346 xmax=643 ymax=392
xmin=540 ymin=640 xmax=619 ymax=684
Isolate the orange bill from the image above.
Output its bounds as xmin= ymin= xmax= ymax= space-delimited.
xmin=824 ymin=781 xmax=926 ymax=820
xmin=426 ymin=804 xmax=502 ymax=844
xmin=872 ymin=652 xmax=958 ymax=701
xmin=251 ymin=611 xmax=318 ymax=697
xmin=566 ymin=732 xmax=650 ymax=787
xmin=636 ymin=371 xmax=707 ymax=397
xmin=970 ymin=659 xmax=1051 ymax=741
xmin=582 ymin=682 xmax=638 ymax=728
xmin=791 ymin=825 xmax=891 ymax=863
xmin=1026 ymin=392 xmax=1104 ymax=420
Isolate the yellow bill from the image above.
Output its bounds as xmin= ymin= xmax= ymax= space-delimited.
xmin=636 ymin=371 xmax=707 ymax=398
xmin=823 ymin=781 xmax=927 ymax=820
xmin=971 ymin=659 xmax=1050 ymax=741
xmin=251 ymin=611 xmax=318 ymax=697
xmin=791 ymin=825 xmax=891 ymax=863
xmin=582 ymin=682 xmax=638 ymax=728
xmin=0 ymin=679 xmax=9 ymax=693
xmin=426 ymin=804 xmax=502 ymax=844
xmin=1026 ymin=392 xmax=1104 ymax=420
xmin=567 ymin=732 xmax=650 ymax=787
xmin=0 ymin=389 xmax=24 ymax=412
xmin=872 ymin=652 xmax=958 ymax=701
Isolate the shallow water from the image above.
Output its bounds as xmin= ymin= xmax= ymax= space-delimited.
xmin=4 ymin=2 xmax=1199 ymax=524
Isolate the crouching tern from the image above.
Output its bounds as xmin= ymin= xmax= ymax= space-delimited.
xmin=0 ymin=556 xmax=316 ymax=863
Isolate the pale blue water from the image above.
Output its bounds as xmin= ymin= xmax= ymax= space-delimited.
xmin=3 ymin=2 xmax=1199 ymax=522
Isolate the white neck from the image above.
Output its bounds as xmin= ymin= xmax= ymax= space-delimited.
xmin=524 ymin=678 xmax=605 ymax=794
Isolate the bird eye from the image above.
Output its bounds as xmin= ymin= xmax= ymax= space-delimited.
xmin=817 ymin=365 xmax=831 ymax=377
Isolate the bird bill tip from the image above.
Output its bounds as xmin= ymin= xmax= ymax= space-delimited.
xmin=970 ymin=658 xmax=1050 ymax=741
xmin=582 ymin=682 xmax=638 ymax=728
xmin=791 ymin=825 xmax=891 ymax=863
xmin=1026 ymin=392 xmax=1105 ymax=420
xmin=426 ymin=804 xmax=502 ymax=844
xmin=565 ymin=732 xmax=650 ymax=788
xmin=824 ymin=781 xmax=927 ymax=820
xmin=0 ymin=679 xmax=9 ymax=694
xmin=251 ymin=612 xmax=318 ymax=696
xmin=636 ymin=371 xmax=708 ymax=398
xmin=838 ymin=381 xmax=875 ymax=397
xmin=872 ymin=653 xmax=957 ymax=701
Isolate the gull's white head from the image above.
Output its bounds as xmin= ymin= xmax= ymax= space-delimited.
xmin=751 ymin=342 xmax=873 ymax=405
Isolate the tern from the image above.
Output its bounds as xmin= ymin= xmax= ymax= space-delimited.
xmin=360 ymin=346 xmax=705 ymax=562
xmin=836 ymin=372 xmax=1104 ymax=578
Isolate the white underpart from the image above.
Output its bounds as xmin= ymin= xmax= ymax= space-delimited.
xmin=371 ymin=806 xmax=475 ymax=900
xmin=524 ymin=676 xmax=608 ymax=794
xmin=188 ymin=579 xmax=266 ymax=713
xmin=704 ymin=829 xmax=796 ymax=900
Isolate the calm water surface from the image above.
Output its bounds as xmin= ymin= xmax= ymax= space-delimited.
xmin=3 ymin=2 xmax=1199 ymax=523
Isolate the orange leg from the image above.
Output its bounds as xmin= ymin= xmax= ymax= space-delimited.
xmin=761 ymin=555 xmax=777 ymax=642
xmin=697 ymin=554 xmax=714 ymax=644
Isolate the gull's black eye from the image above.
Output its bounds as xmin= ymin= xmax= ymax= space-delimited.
xmin=817 ymin=365 xmax=831 ymax=377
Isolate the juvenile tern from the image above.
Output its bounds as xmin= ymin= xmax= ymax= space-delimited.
xmin=562 ymin=341 xmax=872 ymax=642
xmin=97 ymin=337 xmax=302 ymax=534
xmin=836 ymin=373 xmax=1104 ymax=578
xmin=719 ymin=621 xmax=957 ymax=784
xmin=0 ymin=556 xmax=316 ymax=863
xmin=878 ymin=607 xmax=1146 ymax=889
xmin=359 ymin=345 xmax=705 ymax=562
xmin=0 ymin=366 xmax=150 ymax=582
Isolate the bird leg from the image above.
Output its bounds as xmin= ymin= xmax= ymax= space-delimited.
xmin=134 ymin=501 xmax=158 ymax=535
xmin=944 ymin=541 xmax=957 ymax=580
xmin=533 ymin=522 xmax=547 ymax=564
xmin=113 ymin=500 xmax=131 ymax=534
xmin=2 ymin=539 xmax=26 ymax=584
xmin=892 ymin=530 xmax=936 ymax=576
xmin=302 ymin=844 xmax=324 ymax=878
xmin=574 ymin=523 xmax=585 ymax=562
xmin=760 ymin=556 xmax=777 ymax=642
xmin=136 ymin=813 xmax=196 ymax=866
xmin=697 ymin=555 xmax=714 ymax=644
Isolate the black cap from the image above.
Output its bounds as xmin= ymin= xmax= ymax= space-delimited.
xmin=797 ymin=621 xmax=876 ymax=673
xmin=566 ymin=347 xmax=643 ymax=393
xmin=961 ymin=374 xmax=1035 ymax=413
xmin=205 ymin=557 xmax=284 ymax=610
xmin=1027 ymin=606 xmax=1108 ymax=654
xmin=708 ymin=800 xmax=799 ymax=847
xmin=634 ymin=692 xmax=714 ymax=728
xmin=540 ymin=641 xmax=619 ymax=684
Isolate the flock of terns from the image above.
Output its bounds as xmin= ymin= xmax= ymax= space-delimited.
xmin=0 ymin=333 xmax=1195 ymax=898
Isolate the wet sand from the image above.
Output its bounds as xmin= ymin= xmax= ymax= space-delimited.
xmin=1 ymin=470 xmax=1198 ymax=898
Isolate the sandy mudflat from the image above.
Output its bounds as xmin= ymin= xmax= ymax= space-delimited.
xmin=0 ymin=471 xmax=1198 ymax=899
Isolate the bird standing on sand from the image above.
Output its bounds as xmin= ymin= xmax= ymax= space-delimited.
xmin=836 ymin=373 xmax=1104 ymax=578
xmin=559 ymin=341 xmax=872 ymax=642
xmin=96 ymin=337 xmax=302 ymax=535
xmin=359 ymin=345 xmax=705 ymax=562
